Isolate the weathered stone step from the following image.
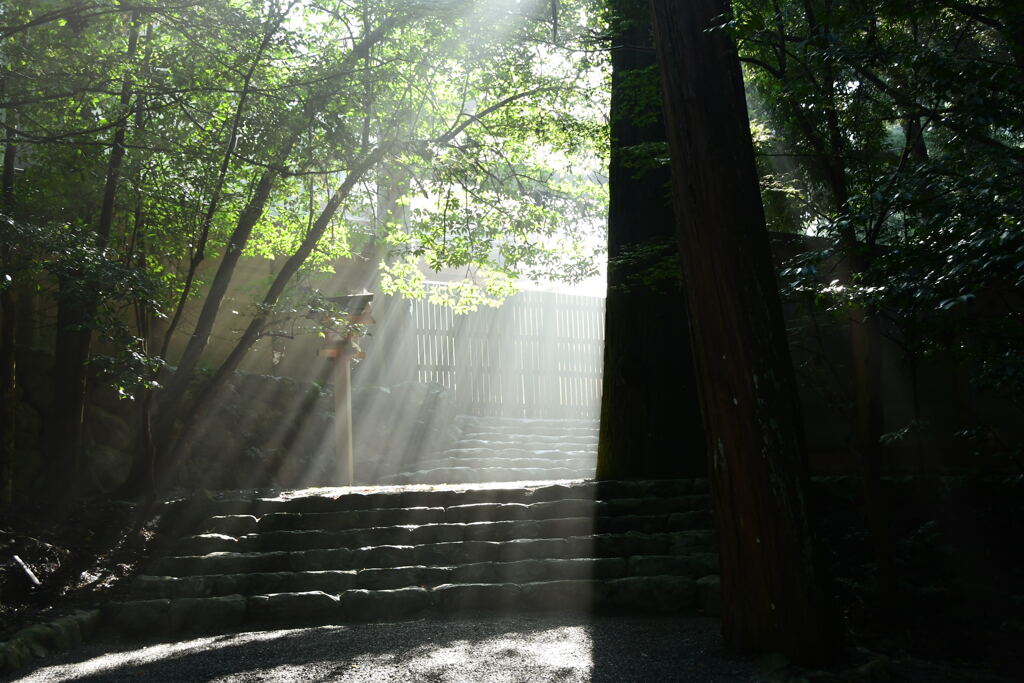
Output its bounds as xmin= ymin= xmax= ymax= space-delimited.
xmin=170 ymin=480 xmax=710 ymax=516
xmin=182 ymin=511 xmax=714 ymax=555
xmin=166 ymin=487 xmax=566 ymax=520
xmin=425 ymin=447 xmax=595 ymax=460
xmin=410 ymin=456 xmax=595 ymax=471
xmin=118 ymin=479 xmax=725 ymax=638
xmin=110 ymin=574 xmax=703 ymax=633
xmin=132 ymin=553 xmax=719 ymax=600
xmin=449 ymin=443 xmax=593 ymax=454
xmin=149 ymin=530 xmax=714 ymax=577
xmin=454 ymin=435 xmax=598 ymax=447
xmin=450 ymin=437 xmax=595 ymax=448
xmin=200 ymin=496 xmax=711 ymax=537
xmin=429 ymin=446 xmax=597 ymax=458
xmin=455 ymin=416 xmax=597 ymax=427
xmin=165 ymin=481 xmax=696 ymax=521
xmin=459 ymin=427 xmax=598 ymax=439
xmin=452 ymin=428 xmax=597 ymax=441
xmin=257 ymin=506 xmax=447 ymax=531
xmin=379 ymin=467 xmax=592 ymax=485
xmin=157 ymin=481 xmax=712 ymax=552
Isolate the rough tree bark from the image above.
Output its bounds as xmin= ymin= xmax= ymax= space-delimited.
xmin=596 ymin=0 xmax=705 ymax=480
xmin=651 ymin=0 xmax=842 ymax=663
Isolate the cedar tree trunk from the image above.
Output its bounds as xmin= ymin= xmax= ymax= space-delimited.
xmin=651 ymin=0 xmax=842 ymax=663
xmin=597 ymin=0 xmax=705 ymax=479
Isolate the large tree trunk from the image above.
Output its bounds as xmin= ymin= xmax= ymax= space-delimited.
xmin=596 ymin=0 xmax=705 ymax=480
xmin=651 ymin=0 xmax=842 ymax=663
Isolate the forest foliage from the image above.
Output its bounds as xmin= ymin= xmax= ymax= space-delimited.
xmin=0 ymin=0 xmax=608 ymax=499
xmin=1 ymin=0 xmax=1022 ymax=503
xmin=1 ymin=0 xmax=607 ymax=350
xmin=733 ymin=0 xmax=1024 ymax=450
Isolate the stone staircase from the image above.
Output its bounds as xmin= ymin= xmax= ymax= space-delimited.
xmin=108 ymin=480 xmax=719 ymax=635
xmin=378 ymin=415 xmax=599 ymax=485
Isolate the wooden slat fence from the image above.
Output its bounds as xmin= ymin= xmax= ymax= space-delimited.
xmin=410 ymin=288 xmax=605 ymax=418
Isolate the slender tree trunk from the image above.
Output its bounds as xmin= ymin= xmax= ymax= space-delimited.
xmin=0 ymin=251 xmax=13 ymax=509
xmin=47 ymin=13 xmax=140 ymax=503
xmin=48 ymin=294 xmax=91 ymax=501
xmin=903 ymin=115 xmax=929 ymax=162
xmin=115 ymin=21 xmax=159 ymax=501
xmin=149 ymin=161 xmax=298 ymax=450
xmin=651 ymin=0 xmax=842 ymax=663
xmin=0 ymin=111 xmax=16 ymax=508
xmin=160 ymin=146 xmax=387 ymax=484
xmin=117 ymin=199 xmax=158 ymax=500
xmin=152 ymin=16 xmax=407 ymax=456
xmin=158 ymin=9 xmax=286 ymax=361
xmin=596 ymin=0 xmax=705 ymax=480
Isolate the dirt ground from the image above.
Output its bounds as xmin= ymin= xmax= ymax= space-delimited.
xmin=0 ymin=499 xmax=152 ymax=640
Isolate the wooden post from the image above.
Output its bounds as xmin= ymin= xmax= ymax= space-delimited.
xmin=334 ymin=354 xmax=353 ymax=487
xmin=321 ymin=293 xmax=373 ymax=488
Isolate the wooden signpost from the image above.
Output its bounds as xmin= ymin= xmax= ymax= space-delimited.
xmin=319 ymin=294 xmax=373 ymax=486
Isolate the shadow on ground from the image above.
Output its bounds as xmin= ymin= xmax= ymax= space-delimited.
xmin=11 ymin=615 xmax=757 ymax=683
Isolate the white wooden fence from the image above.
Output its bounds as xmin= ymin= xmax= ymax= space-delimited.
xmin=410 ymin=289 xmax=605 ymax=418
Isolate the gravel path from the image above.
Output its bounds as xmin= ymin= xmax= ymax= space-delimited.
xmin=9 ymin=615 xmax=764 ymax=683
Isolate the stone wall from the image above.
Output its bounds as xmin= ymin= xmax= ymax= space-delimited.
xmin=8 ymin=349 xmax=459 ymax=493
xmin=176 ymin=375 xmax=459 ymax=489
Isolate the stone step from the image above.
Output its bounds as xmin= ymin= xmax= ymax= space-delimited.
xmin=199 ymin=493 xmax=712 ymax=536
xmin=110 ymin=574 xmax=706 ymax=634
xmin=453 ymin=438 xmax=595 ymax=448
xmin=453 ymin=435 xmax=598 ymax=447
xmin=123 ymin=479 xmax=722 ymax=635
xmin=199 ymin=496 xmax=712 ymax=538
xmin=426 ymin=447 xmax=596 ymax=460
xmin=441 ymin=449 xmax=596 ymax=460
xmin=378 ymin=467 xmax=593 ymax=485
xmin=181 ymin=512 xmax=714 ymax=555
xmin=453 ymin=435 xmax=595 ymax=446
xmin=453 ymin=423 xmax=598 ymax=437
xmin=148 ymin=530 xmax=715 ymax=577
xmin=164 ymin=480 xmax=707 ymax=523
xmin=132 ymin=553 xmax=719 ymax=600
xmin=452 ymin=417 xmax=598 ymax=428
xmin=459 ymin=427 xmax=598 ymax=439
xmin=408 ymin=456 xmax=595 ymax=472
xmin=397 ymin=416 xmax=601 ymax=486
